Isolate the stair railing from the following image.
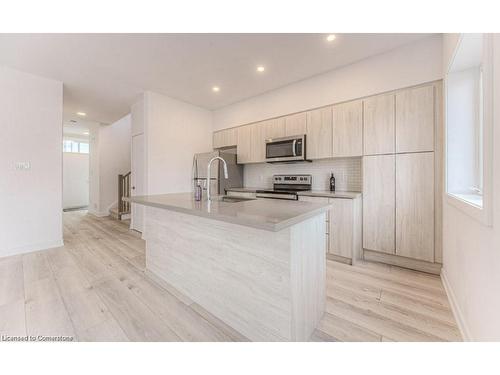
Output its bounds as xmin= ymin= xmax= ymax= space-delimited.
xmin=118 ymin=171 xmax=131 ymax=215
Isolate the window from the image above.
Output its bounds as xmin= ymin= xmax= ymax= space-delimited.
xmin=79 ymin=142 xmax=89 ymax=154
xmin=63 ymin=140 xmax=73 ymax=153
xmin=446 ymin=33 xmax=493 ymax=225
xmin=63 ymin=140 xmax=89 ymax=154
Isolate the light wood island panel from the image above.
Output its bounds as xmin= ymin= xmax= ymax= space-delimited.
xmin=144 ymin=206 xmax=326 ymax=341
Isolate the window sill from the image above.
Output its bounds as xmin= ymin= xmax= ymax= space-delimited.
xmin=446 ymin=192 xmax=491 ymax=226
xmin=449 ymin=192 xmax=483 ymax=208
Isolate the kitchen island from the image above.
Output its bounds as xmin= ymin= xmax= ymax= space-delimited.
xmin=128 ymin=193 xmax=330 ymax=341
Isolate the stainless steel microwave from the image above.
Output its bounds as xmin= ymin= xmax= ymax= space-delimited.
xmin=265 ymin=135 xmax=307 ymax=163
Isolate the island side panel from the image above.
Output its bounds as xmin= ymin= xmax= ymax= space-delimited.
xmin=143 ymin=206 xmax=293 ymax=341
xmin=290 ymin=214 xmax=326 ymax=341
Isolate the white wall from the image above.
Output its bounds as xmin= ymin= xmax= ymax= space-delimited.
xmin=144 ymin=91 xmax=213 ymax=195
xmin=63 ymin=152 xmax=89 ymax=209
xmin=0 ymin=66 xmax=63 ymax=257
xmin=96 ymin=115 xmax=132 ymax=214
xmin=441 ymin=34 xmax=500 ymax=341
xmin=130 ymin=97 xmax=146 ymax=232
xmin=88 ymin=122 xmax=101 ymax=215
xmin=213 ymin=35 xmax=443 ymax=130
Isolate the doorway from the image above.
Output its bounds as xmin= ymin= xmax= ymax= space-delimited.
xmin=62 ymin=122 xmax=90 ymax=211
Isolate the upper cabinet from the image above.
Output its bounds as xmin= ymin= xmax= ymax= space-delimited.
xmin=264 ymin=117 xmax=286 ymax=140
xmin=332 ymin=100 xmax=363 ymax=157
xmin=224 ymin=82 xmax=439 ymax=165
xmin=284 ymin=112 xmax=307 ymax=137
xmin=250 ymin=121 xmax=267 ymax=162
xmin=363 ymin=84 xmax=435 ymax=155
xmin=236 ymin=125 xmax=252 ymax=163
xmin=236 ymin=121 xmax=267 ymax=164
xmin=396 ymin=85 xmax=435 ymax=153
xmin=363 ymin=93 xmax=395 ymax=155
xmin=213 ymin=127 xmax=237 ymax=149
xmin=306 ymin=106 xmax=332 ymax=160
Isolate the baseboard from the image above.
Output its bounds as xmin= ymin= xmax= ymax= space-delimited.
xmin=63 ymin=205 xmax=88 ymax=212
xmin=88 ymin=210 xmax=109 ymax=217
xmin=144 ymin=269 xmax=194 ymax=306
xmin=326 ymin=253 xmax=352 ymax=265
xmin=0 ymin=239 xmax=64 ymax=259
xmin=441 ymin=268 xmax=471 ymax=341
xmin=363 ymin=249 xmax=442 ymax=275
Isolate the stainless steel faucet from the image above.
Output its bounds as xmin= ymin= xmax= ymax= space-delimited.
xmin=206 ymin=156 xmax=228 ymax=200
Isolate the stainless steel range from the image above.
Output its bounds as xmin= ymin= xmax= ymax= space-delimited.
xmin=256 ymin=174 xmax=312 ymax=200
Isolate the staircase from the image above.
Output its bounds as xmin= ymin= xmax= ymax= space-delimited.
xmin=110 ymin=171 xmax=131 ymax=220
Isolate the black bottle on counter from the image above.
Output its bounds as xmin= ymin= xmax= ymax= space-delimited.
xmin=329 ymin=173 xmax=336 ymax=192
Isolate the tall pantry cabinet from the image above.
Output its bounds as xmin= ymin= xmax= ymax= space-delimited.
xmin=362 ymin=82 xmax=442 ymax=272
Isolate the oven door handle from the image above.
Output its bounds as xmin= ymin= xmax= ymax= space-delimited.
xmin=292 ymin=139 xmax=297 ymax=156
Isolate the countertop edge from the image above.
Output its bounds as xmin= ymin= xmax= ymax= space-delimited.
xmin=225 ymin=187 xmax=362 ymax=199
xmin=297 ymin=191 xmax=362 ymax=199
xmin=126 ymin=196 xmax=330 ymax=232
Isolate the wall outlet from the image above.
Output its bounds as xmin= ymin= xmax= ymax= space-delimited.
xmin=15 ymin=161 xmax=31 ymax=170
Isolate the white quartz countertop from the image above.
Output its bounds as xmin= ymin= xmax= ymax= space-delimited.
xmin=126 ymin=193 xmax=331 ymax=232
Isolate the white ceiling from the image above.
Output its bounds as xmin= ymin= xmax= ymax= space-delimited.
xmin=63 ymin=120 xmax=90 ymax=139
xmin=0 ymin=33 xmax=433 ymax=124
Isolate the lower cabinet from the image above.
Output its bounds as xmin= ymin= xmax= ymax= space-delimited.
xmin=298 ymin=195 xmax=362 ymax=264
xmin=362 ymin=154 xmax=396 ymax=254
xmin=396 ymin=152 xmax=435 ymax=262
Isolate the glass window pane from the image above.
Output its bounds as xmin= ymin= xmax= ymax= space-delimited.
xmin=71 ymin=141 xmax=79 ymax=153
xmin=63 ymin=140 xmax=71 ymax=152
xmin=446 ymin=33 xmax=484 ymax=208
xmin=79 ymin=142 xmax=89 ymax=154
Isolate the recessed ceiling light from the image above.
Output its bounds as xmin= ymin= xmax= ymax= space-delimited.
xmin=256 ymin=66 xmax=265 ymax=73
xmin=326 ymin=34 xmax=336 ymax=42
xmin=212 ymin=86 xmax=220 ymax=93
xmin=76 ymin=111 xmax=86 ymax=116
xmin=83 ymin=132 xmax=89 ymax=135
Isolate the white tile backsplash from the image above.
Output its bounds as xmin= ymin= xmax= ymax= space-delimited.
xmin=244 ymin=157 xmax=362 ymax=191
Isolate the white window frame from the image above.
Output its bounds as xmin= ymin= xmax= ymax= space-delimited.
xmin=444 ymin=34 xmax=494 ymax=226
xmin=63 ymin=139 xmax=90 ymax=154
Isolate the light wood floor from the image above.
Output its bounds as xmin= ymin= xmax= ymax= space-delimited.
xmin=0 ymin=211 xmax=461 ymax=342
